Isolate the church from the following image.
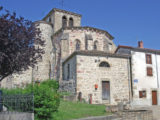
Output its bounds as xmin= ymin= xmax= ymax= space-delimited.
xmin=1 ymin=8 xmax=160 ymax=106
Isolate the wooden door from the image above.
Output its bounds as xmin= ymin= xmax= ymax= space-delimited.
xmin=152 ymin=91 xmax=157 ymax=105
xmin=102 ymin=81 xmax=110 ymax=100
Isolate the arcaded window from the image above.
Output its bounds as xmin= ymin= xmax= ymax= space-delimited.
xmin=94 ymin=41 xmax=98 ymax=50
xmin=69 ymin=17 xmax=74 ymax=27
xmin=99 ymin=62 xmax=110 ymax=67
xmin=76 ymin=40 xmax=81 ymax=51
xmin=62 ymin=16 xmax=67 ymax=28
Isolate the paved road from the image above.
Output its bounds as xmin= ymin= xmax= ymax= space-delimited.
xmin=132 ymin=106 xmax=160 ymax=120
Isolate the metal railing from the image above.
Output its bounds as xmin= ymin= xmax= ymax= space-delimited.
xmin=0 ymin=93 xmax=34 ymax=112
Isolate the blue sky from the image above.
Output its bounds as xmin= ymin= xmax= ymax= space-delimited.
xmin=0 ymin=0 xmax=160 ymax=49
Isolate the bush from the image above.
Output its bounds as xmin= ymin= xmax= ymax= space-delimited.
xmin=34 ymin=80 xmax=60 ymax=120
xmin=1 ymin=80 xmax=60 ymax=120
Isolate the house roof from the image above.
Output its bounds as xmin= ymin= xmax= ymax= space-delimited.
xmin=63 ymin=50 xmax=130 ymax=64
xmin=115 ymin=45 xmax=160 ymax=54
xmin=53 ymin=26 xmax=114 ymax=40
xmin=43 ymin=8 xmax=82 ymax=20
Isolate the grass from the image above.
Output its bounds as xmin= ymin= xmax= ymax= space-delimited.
xmin=53 ymin=100 xmax=111 ymax=120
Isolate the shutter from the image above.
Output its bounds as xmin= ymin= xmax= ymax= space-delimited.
xmin=139 ymin=91 xmax=143 ymax=98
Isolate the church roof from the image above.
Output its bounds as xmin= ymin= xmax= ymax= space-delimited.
xmin=115 ymin=45 xmax=160 ymax=54
xmin=63 ymin=50 xmax=130 ymax=64
xmin=43 ymin=8 xmax=82 ymax=20
xmin=54 ymin=26 xmax=114 ymax=40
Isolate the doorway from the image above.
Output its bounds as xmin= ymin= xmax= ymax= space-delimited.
xmin=102 ymin=81 xmax=110 ymax=100
xmin=152 ymin=91 xmax=157 ymax=105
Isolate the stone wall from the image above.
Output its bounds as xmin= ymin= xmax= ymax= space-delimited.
xmin=0 ymin=112 xmax=34 ymax=120
xmin=76 ymin=55 xmax=130 ymax=104
xmin=62 ymin=52 xmax=131 ymax=105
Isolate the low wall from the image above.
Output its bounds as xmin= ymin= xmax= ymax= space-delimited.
xmin=0 ymin=112 xmax=34 ymax=120
xmin=117 ymin=110 xmax=153 ymax=120
xmin=73 ymin=115 xmax=119 ymax=120
xmin=59 ymin=80 xmax=76 ymax=94
xmin=74 ymin=110 xmax=153 ymax=120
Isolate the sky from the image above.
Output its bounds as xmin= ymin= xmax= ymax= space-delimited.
xmin=0 ymin=0 xmax=160 ymax=49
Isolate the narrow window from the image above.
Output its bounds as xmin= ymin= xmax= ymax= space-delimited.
xmin=94 ymin=41 xmax=98 ymax=50
xmin=67 ymin=64 xmax=70 ymax=80
xmin=49 ymin=17 xmax=51 ymax=23
xmin=76 ymin=40 xmax=81 ymax=51
xmin=85 ymin=39 xmax=88 ymax=50
xmin=146 ymin=54 xmax=152 ymax=64
xmin=139 ymin=91 xmax=146 ymax=98
xmin=99 ymin=62 xmax=110 ymax=67
xmin=147 ymin=67 xmax=153 ymax=76
xmin=69 ymin=17 xmax=74 ymax=27
xmin=62 ymin=16 xmax=67 ymax=28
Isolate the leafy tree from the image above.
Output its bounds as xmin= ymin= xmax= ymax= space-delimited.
xmin=0 ymin=6 xmax=44 ymax=81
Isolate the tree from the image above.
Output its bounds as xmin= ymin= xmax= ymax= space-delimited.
xmin=0 ymin=6 xmax=45 ymax=81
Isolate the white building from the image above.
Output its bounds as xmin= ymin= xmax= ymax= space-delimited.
xmin=116 ymin=41 xmax=160 ymax=106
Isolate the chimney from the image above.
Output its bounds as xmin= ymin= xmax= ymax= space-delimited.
xmin=138 ymin=41 xmax=143 ymax=48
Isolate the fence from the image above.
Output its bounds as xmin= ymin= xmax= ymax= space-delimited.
xmin=0 ymin=94 xmax=34 ymax=112
xmin=0 ymin=92 xmax=34 ymax=120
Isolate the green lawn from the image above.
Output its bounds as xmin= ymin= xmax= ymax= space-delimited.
xmin=53 ymin=100 xmax=111 ymax=120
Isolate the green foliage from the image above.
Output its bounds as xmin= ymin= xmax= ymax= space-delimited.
xmin=1 ymin=79 xmax=60 ymax=120
xmin=34 ymin=80 xmax=60 ymax=120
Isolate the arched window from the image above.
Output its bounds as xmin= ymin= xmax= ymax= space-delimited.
xmin=99 ymin=62 xmax=110 ymax=67
xmin=62 ymin=16 xmax=67 ymax=28
xmin=76 ymin=40 xmax=81 ymax=51
xmin=94 ymin=41 xmax=98 ymax=50
xmin=69 ymin=17 xmax=74 ymax=27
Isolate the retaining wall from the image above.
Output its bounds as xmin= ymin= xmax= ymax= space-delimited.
xmin=0 ymin=112 xmax=34 ymax=120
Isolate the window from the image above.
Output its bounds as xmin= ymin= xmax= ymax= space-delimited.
xmin=99 ymin=62 xmax=110 ymax=67
xmin=67 ymin=64 xmax=70 ymax=80
xmin=147 ymin=67 xmax=153 ymax=76
xmin=69 ymin=17 xmax=74 ymax=27
xmin=94 ymin=41 xmax=98 ymax=50
xmin=85 ymin=39 xmax=88 ymax=50
xmin=49 ymin=17 xmax=51 ymax=23
xmin=139 ymin=91 xmax=146 ymax=98
xmin=76 ymin=40 xmax=81 ymax=50
xmin=62 ymin=16 xmax=67 ymax=28
xmin=146 ymin=54 xmax=152 ymax=64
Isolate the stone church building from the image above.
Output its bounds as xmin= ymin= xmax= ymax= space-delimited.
xmin=1 ymin=8 xmax=159 ymax=105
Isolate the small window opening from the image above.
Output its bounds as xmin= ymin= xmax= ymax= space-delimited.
xmin=62 ymin=16 xmax=67 ymax=28
xmin=76 ymin=40 xmax=81 ymax=51
xmin=69 ymin=17 xmax=74 ymax=27
xmin=99 ymin=62 xmax=110 ymax=67
xmin=139 ymin=91 xmax=146 ymax=98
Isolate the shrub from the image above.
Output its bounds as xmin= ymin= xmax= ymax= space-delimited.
xmin=1 ymin=80 xmax=60 ymax=120
xmin=34 ymin=80 xmax=60 ymax=120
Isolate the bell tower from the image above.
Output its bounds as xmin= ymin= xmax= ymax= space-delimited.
xmin=43 ymin=8 xmax=82 ymax=33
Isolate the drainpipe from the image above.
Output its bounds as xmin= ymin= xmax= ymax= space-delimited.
xmin=127 ymin=57 xmax=132 ymax=104
xmin=155 ymin=53 xmax=159 ymax=88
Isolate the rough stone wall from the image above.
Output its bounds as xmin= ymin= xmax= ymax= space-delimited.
xmin=65 ymin=29 xmax=116 ymax=54
xmin=60 ymin=56 xmax=77 ymax=94
xmin=1 ymin=22 xmax=53 ymax=88
xmin=53 ymin=29 xmax=116 ymax=83
xmin=58 ymin=29 xmax=116 ymax=60
xmin=32 ymin=22 xmax=53 ymax=82
xmin=44 ymin=11 xmax=81 ymax=33
xmin=76 ymin=55 xmax=130 ymax=105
